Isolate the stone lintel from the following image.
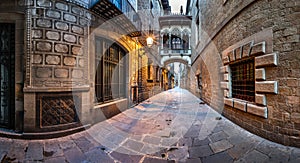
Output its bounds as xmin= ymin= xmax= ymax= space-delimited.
xmin=228 ymin=50 xmax=235 ymax=62
xmin=256 ymin=81 xmax=278 ymax=94
xmin=242 ymin=41 xmax=253 ymax=58
xmin=224 ymin=74 xmax=229 ymax=81
xmin=255 ymin=94 xmax=266 ymax=106
xmin=250 ymin=41 xmax=266 ymax=55
xmin=255 ymin=53 xmax=278 ymax=67
xmin=223 ymin=56 xmax=230 ymax=64
xmin=234 ymin=47 xmax=242 ymax=60
xmin=224 ymin=90 xmax=229 ymax=98
xmin=224 ymin=98 xmax=233 ymax=107
xmin=221 ymin=82 xmax=229 ymax=89
xmin=220 ymin=65 xmax=229 ymax=73
xmin=247 ymin=103 xmax=268 ymax=118
xmin=255 ymin=68 xmax=266 ymax=80
xmin=233 ymin=99 xmax=247 ymax=112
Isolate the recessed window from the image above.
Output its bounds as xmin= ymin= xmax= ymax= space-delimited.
xmin=230 ymin=58 xmax=255 ymax=102
xmin=95 ymin=38 xmax=126 ymax=103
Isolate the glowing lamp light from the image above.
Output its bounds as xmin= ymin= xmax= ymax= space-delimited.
xmin=146 ymin=37 xmax=153 ymax=47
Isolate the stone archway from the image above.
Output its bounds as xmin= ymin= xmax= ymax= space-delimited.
xmin=163 ymin=58 xmax=189 ymax=66
xmin=162 ymin=57 xmax=191 ymax=90
xmin=162 ymin=56 xmax=191 ymax=67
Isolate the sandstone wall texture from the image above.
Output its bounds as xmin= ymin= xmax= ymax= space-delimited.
xmin=192 ymin=0 xmax=300 ymax=147
xmin=26 ymin=0 xmax=90 ymax=89
xmin=21 ymin=0 xmax=92 ymax=132
xmin=0 ymin=0 xmax=163 ymax=136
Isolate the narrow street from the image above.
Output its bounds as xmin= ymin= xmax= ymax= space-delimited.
xmin=1 ymin=88 xmax=300 ymax=163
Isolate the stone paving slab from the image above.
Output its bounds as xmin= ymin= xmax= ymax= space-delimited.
xmin=189 ymin=145 xmax=213 ymax=158
xmin=44 ymin=156 xmax=67 ymax=163
xmin=25 ymin=142 xmax=44 ymax=161
xmin=209 ymin=131 xmax=229 ymax=142
xmin=63 ymin=146 xmax=86 ymax=163
xmin=234 ymin=150 xmax=269 ymax=163
xmin=0 ymin=152 xmax=7 ymax=162
xmin=110 ymin=151 xmax=143 ymax=162
xmin=227 ymin=140 xmax=258 ymax=160
xmin=209 ymin=139 xmax=234 ymax=154
xmin=202 ymin=151 xmax=233 ymax=163
xmin=0 ymin=88 xmax=300 ymax=162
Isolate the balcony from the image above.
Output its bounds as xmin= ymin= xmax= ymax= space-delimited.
xmin=159 ymin=38 xmax=191 ymax=56
xmin=89 ymin=0 xmax=142 ymax=37
xmin=160 ymin=48 xmax=192 ymax=56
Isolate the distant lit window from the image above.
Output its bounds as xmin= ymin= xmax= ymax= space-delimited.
xmin=172 ymin=37 xmax=182 ymax=49
xmin=148 ymin=58 xmax=152 ymax=80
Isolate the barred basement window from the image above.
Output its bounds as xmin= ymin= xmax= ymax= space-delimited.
xmin=230 ymin=58 xmax=255 ymax=102
xmin=95 ymin=38 xmax=126 ymax=103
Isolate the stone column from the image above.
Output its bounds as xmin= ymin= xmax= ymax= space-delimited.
xmin=169 ymin=33 xmax=171 ymax=49
xmin=188 ymin=34 xmax=191 ymax=49
xmin=161 ymin=34 xmax=163 ymax=49
xmin=180 ymin=31 xmax=183 ymax=49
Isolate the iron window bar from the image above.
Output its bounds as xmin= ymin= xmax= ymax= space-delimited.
xmin=230 ymin=58 xmax=255 ymax=102
xmin=95 ymin=38 xmax=126 ymax=104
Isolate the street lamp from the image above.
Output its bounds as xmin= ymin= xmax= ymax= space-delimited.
xmin=167 ymin=65 xmax=170 ymax=70
xmin=146 ymin=36 xmax=154 ymax=47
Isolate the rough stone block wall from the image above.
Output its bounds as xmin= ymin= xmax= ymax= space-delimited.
xmin=138 ymin=55 xmax=161 ymax=102
xmin=193 ymin=0 xmax=300 ymax=147
xmin=28 ymin=0 xmax=90 ymax=88
xmin=191 ymin=58 xmax=212 ymax=104
xmin=138 ymin=0 xmax=162 ymax=31
xmin=192 ymin=43 xmax=223 ymax=112
xmin=22 ymin=0 xmax=91 ymax=132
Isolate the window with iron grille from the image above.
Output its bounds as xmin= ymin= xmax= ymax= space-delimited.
xmin=230 ymin=58 xmax=255 ymax=102
xmin=95 ymin=38 xmax=126 ymax=103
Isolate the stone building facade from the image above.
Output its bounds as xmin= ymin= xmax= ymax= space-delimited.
xmin=0 ymin=0 xmax=168 ymax=138
xmin=158 ymin=13 xmax=192 ymax=91
xmin=134 ymin=0 xmax=165 ymax=102
xmin=188 ymin=0 xmax=300 ymax=147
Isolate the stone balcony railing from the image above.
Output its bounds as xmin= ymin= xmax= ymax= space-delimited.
xmin=160 ymin=49 xmax=192 ymax=56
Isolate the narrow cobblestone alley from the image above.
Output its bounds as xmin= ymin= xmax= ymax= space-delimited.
xmin=0 ymin=88 xmax=300 ymax=163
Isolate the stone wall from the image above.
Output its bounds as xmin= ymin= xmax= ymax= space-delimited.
xmin=192 ymin=0 xmax=300 ymax=147
xmin=0 ymin=0 xmax=26 ymax=131
xmin=26 ymin=0 xmax=90 ymax=89
xmin=135 ymin=0 xmax=163 ymax=102
xmin=22 ymin=0 xmax=91 ymax=133
xmin=137 ymin=52 xmax=161 ymax=102
xmin=0 ymin=0 xmax=162 ymax=137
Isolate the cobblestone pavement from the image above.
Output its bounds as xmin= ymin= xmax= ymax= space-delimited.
xmin=1 ymin=88 xmax=300 ymax=163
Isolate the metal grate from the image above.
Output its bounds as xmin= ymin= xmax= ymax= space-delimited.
xmin=40 ymin=96 xmax=79 ymax=127
xmin=0 ymin=23 xmax=15 ymax=129
xmin=95 ymin=38 xmax=126 ymax=103
xmin=231 ymin=58 xmax=255 ymax=102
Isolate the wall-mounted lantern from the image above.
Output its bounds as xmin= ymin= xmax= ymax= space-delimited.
xmin=146 ymin=36 xmax=154 ymax=47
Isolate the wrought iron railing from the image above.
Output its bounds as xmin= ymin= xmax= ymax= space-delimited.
xmin=68 ymin=0 xmax=141 ymax=31
xmin=114 ymin=0 xmax=141 ymax=31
